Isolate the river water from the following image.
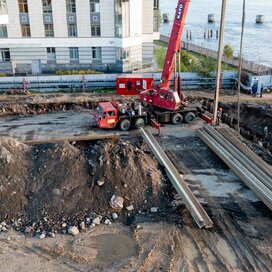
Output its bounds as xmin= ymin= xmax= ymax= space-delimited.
xmin=160 ymin=0 xmax=272 ymax=67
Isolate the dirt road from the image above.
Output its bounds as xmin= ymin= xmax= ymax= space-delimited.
xmin=0 ymin=111 xmax=121 ymax=143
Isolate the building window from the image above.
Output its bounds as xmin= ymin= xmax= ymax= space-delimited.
xmin=0 ymin=0 xmax=7 ymax=14
xmin=18 ymin=0 xmax=28 ymax=13
xmin=0 ymin=48 xmax=10 ymax=62
xmin=47 ymin=47 xmax=56 ymax=63
xmin=21 ymin=24 xmax=31 ymax=37
xmin=154 ymin=0 xmax=159 ymax=11
xmin=68 ymin=23 xmax=77 ymax=37
xmin=42 ymin=0 xmax=52 ymax=13
xmin=44 ymin=24 xmax=54 ymax=37
xmin=47 ymin=47 xmax=55 ymax=53
xmin=92 ymin=47 xmax=101 ymax=59
xmin=66 ymin=0 xmax=76 ymax=13
xmin=91 ymin=25 xmax=100 ymax=36
xmin=0 ymin=25 xmax=7 ymax=38
xmin=117 ymin=48 xmax=130 ymax=60
xmin=90 ymin=0 xmax=100 ymax=13
xmin=69 ymin=47 xmax=79 ymax=60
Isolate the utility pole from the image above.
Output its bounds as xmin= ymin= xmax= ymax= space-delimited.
xmin=178 ymin=49 xmax=181 ymax=99
xmin=237 ymin=0 xmax=246 ymax=133
xmin=212 ymin=0 xmax=227 ymax=125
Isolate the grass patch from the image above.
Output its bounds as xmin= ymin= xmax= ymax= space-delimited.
xmin=153 ymin=42 xmax=237 ymax=74
xmin=154 ymin=47 xmax=167 ymax=71
xmin=154 ymin=40 xmax=168 ymax=47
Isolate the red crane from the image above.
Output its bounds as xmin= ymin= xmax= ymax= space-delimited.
xmin=160 ymin=0 xmax=190 ymax=90
xmin=140 ymin=0 xmax=190 ymax=111
xmin=93 ymin=0 xmax=212 ymax=132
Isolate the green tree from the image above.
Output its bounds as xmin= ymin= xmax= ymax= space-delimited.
xmin=193 ymin=56 xmax=217 ymax=77
xmin=223 ymin=44 xmax=234 ymax=68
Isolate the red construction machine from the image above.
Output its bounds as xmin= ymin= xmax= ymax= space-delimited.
xmin=116 ymin=75 xmax=154 ymax=96
xmin=94 ymin=0 xmax=211 ymax=132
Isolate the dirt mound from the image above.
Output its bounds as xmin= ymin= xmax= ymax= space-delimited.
xmin=0 ymin=137 xmax=31 ymax=219
xmin=0 ymin=137 xmax=166 ymax=233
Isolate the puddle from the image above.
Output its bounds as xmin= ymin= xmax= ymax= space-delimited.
xmin=95 ymin=233 xmax=138 ymax=264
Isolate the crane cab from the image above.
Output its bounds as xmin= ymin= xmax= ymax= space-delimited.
xmin=93 ymin=102 xmax=118 ymax=129
xmin=140 ymin=87 xmax=181 ymax=111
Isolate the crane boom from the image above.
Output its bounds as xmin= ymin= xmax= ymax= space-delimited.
xmin=160 ymin=0 xmax=190 ymax=89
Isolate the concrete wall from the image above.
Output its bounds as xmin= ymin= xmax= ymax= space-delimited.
xmin=6 ymin=0 xmax=21 ymax=37
xmin=56 ymin=48 xmax=70 ymax=64
xmin=142 ymin=0 xmax=153 ymax=34
xmin=28 ymin=0 xmax=44 ymax=37
xmin=52 ymin=0 xmax=67 ymax=37
xmin=76 ymin=0 xmax=91 ymax=37
xmin=79 ymin=47 xmax=92 ymax=64
xmin=102 ymin=47 xmax=116 ymax=64
xmin=130 ymin=0 xmax=142 ymax=37
xmin=142 ymin=42 xmax=153 ymax=61
xmin=10 ymin=47 xmax=47 ymax=64
xmin=100 ymin=0 xmax=115 ymax=37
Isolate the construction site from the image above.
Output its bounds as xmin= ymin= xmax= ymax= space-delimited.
xmin=0 ymin=0 xmax=272 ymax=271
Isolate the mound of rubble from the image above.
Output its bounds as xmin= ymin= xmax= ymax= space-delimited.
xmin=0 ymin=137 xmax=168 ymax=236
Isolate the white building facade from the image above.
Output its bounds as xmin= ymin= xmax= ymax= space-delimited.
xmin=0 ymin=0 xmax=160 ymax=74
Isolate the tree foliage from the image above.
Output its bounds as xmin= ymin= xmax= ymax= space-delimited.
xmin=223 ymin=44 xmax=234 ymax=60
xmin=192 ymin=56 xmax=217 ymax=77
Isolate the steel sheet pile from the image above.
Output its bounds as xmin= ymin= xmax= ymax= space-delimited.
xmin=197 ymin=125 xmax=272 ymax=211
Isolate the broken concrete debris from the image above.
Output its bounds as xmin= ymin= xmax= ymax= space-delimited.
xmin=79 ymin=222 xmax=86 ymax=230
xmin=52 ymin=188 xmax=61 ymax=196
xmin=104 ymin=219 xmax=111 ymax=225
xmin=0 ymin=146 xmax=12 ymax=163
xmin=112 ymin=213 xmax=118 ymax=220
xmin=92 ymin=216 xmax=102 ymax=225
xmin=126 ymin=205 xmax=134 ymax=211
xmin=97 ymin=179 xmax=105 ymax=186
xmin=110 ymin=195 xmax=124 ymax=209
xmin=39 ymin=233 xmax=46 ymax=240
xmin=68 ymin=226 xmax=80 ymax=236
xmin=150 ymin=207 xmax=158 ymax=213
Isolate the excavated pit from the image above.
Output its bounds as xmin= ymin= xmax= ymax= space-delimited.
xmin=0 ymin=136 xmax=173 ymax=235
xmin=0 ymin=93 xmax=126 ymax=117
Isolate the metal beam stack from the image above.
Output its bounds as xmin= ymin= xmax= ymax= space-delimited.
xmin=141 ymin=128 xmax=213 ymax=229
xmin=197 ymin=126 xmax=272 ymax=211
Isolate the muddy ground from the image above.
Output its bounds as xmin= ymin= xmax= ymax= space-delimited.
xmin=0 ymin=92 xmax=272 ymax=271
xmin=0 ymin=124 xmax=271 ymax=271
